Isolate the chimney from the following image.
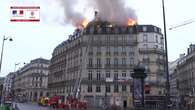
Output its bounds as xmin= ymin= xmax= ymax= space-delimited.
xmin=94 ymin=11 xmax=99 ymax=21
xmin=95 ymin=11 xmax=98 ymax=17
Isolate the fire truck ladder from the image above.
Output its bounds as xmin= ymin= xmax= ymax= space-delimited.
xmin=71 ymin=29 xmax=92 ymax=99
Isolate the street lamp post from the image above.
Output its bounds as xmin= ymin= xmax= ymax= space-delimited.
xmin=0 ymin=36 xmax=12 ymax=106
xmin=0 ymin=36 xmax=13 ymax=72
xmin=162 ymin=0 xmax=171 ymax=109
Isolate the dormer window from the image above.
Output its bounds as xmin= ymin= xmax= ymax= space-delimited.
xmin=90 ymin=26 xmax=94 ymax=34
xmin=97 ymin=27 xmax=102 ymax=34
xmin=114 ymin=27 xmax=119 ymax=34
xmin=143 ymin=26 xmax=147 ymax=32
xmin=128 ymin=28 xmax=133 ymax=33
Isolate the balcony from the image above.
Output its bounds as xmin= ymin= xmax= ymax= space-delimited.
xmin=96 ymin=52 xmax=102 ymax=56
xmin=88 ymin=52 xmax=93 ymax=56
xmin=104 ymin=64 xmax=131 ymax=69
xmin=87 ymin=64 xmax=102 ymax=69
xmin=156 ymin=58 xmax=165 ymax=64
xmin=139 ymin=48 xmax=165 ymax=55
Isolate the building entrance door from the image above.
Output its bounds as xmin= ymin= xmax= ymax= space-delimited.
xmin=123 ymin=100 xmax=127 ymax=108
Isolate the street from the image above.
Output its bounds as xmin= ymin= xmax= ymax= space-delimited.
xmin=14 ymin=102 xmax=103 ymax=110
xmin=15 ymin=103 xmax=53 ymax=110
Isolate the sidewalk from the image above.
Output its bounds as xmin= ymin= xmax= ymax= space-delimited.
xmin=0 ymin=105 xmax=11 ymax=110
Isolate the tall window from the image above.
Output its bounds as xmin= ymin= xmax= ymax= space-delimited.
xmin=122 ymin=36 xmax=127 ymax=42
xmin=97 ymin=47 xmax=101 ymax=55
xmin=106 ymin=58 xmax=110 ymax=65
xmin=130 ymin=58 xmax=134 ymax=65
xmin=88 ymin=47 xmax=93 ymax=55
xmin=155 ymin=35 xmax=158 ymax=43
xmin=106 ymin=85 xmax=111 ymax=92
xmin=88 ymin=58 xmax=93 ymax=67
xmin=106 ymin=71 xmax=110 ymax=78
xmin=88 ymin=71 xmax=92 ymax=80
xmin=96 ymin=85 xmax=101 ymax=92
xmin=97 ymin=71 xmax=101 ymax=80
xmin=122 ymin=72 xmax=126 ymax=77
xmin=114 ymin=58 xmax=118 ymax=66
xmin=114 ymin=72 xmax=118 ymax=80
xmin=114 ymin=84 xmax=119 ymax=92
xmin=106 ymin=47 xmax=111 ymax=56
xmin=143 ymin=34 xmax=148 ymax=42
xmin=122 ymin=85 xmax=127 ymax=92
xmin=88 ymin=85 xmax=92 ymax=92
xmin=114 ymin=47 xmax=118 ymax=53
xmin=106 ymin=36 xmax=110 ymax=42
xmin=97 ymin=58 xmax=101 ymax=67
xmin=122 ymin=58 xmax=126 ymax=65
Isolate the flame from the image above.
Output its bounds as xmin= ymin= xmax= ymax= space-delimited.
xmin=127 ymin=18 xmax=137 ymax=26
xmin=82 ymin=19 xmax=89 ymax=28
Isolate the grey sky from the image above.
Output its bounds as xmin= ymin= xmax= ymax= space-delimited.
xmin=0 ymin=0 xmax=195 ymax=76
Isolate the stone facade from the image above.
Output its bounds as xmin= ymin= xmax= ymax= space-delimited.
xmin=3 ymin=72 xmax=15 ymax=100
xmin=177 ymin=44 xmax=195 ymax=96
xmin=48 ymin=21 xmax=165 ymax=108
xmin=13 ymin=58 xmax=49 ymax=102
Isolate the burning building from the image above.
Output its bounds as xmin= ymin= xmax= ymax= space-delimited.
xmin=48 ymin=11 xmax=165 ymax=108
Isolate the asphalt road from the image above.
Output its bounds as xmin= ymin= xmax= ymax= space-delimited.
xmin=14 ymin=103 xmax=103 ymax=110
xmin=15 ymin=103 xmax=52 ymax=110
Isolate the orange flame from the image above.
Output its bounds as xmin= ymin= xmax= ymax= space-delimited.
xmin=82 ymin=19 xmax=89 ymax=28
xmin=128 ymin=18 xmax=137 ymax=26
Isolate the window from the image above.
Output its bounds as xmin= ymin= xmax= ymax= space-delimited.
xmin=88 ymin=71 xmax=92 ymax=80
xmin=143 ymin=26 xmax=147 ymax=32
xmin=106 ymin=36 xmax=110 ymax=42
xmin=97 ymin=47 xmax=101 ymax=54
xmin=130 ymin=85 xmax=133 ymax=93
xmin=90 ymin=27 xmax=94 ymax=34
xmin=154 ymin=45 xmax=158 ymax=49
xmin=122 ymin=72 xmax=126 ymax=77
xmin=40 ymin=91 xmax=43 ymax=97
xmin=143 ymin=44 xmax=148 ymax=48
xmin=96 ymin=85 xmax=101 ymax=92
xmin=122 ymin=58 xmax=126 ymax=65
xmin=106 ymin=71 xmax=110 ymax=78
xmin=97 ymin=58 xmax=101 ymax=67
xmin=122 ymin=47 xmax=126 ymax=52
xmin=129 ymin=52 xmax=134 ymax=57
xmin=88 ymin=85 xmax=92 ymax=92
xmin=114 ymin=72 xmax=118 ymax=80
xmin=106 ymin=47 xmax=111 ymax=56
xmin=160 ymin=37 xmax=164 ymax=44
xmin=97 ymin=71 xmax=101 ymax=80
xmin=143 ymin=34 xmax=148 ymax=42
xmin=114 ymin=47 xmax=118 ymax=53
xmin=122 ymin=85 xmax=127 ymax=92
xmin=114 ymin=84 xmax=119 ymax=92
xmin=88 ymin=48 xmax=93 ymax=55
xmin=88 ymin=58 xmax=93 ymax=67
xmin=130 ymin=58 xmax=134 ymax=65
xmin=155 ymin=35 xmax=158 ymax=43
xmin=114 ymin=58 xmax=118 ymax=66
xmin=106 ymin=58 xmax=110 ymax=65
xmin=106 ymin=85 xmax=111 ymax=92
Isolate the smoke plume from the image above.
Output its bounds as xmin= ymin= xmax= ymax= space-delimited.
xmin=60 ymin=0 xmax=137 ymax=26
